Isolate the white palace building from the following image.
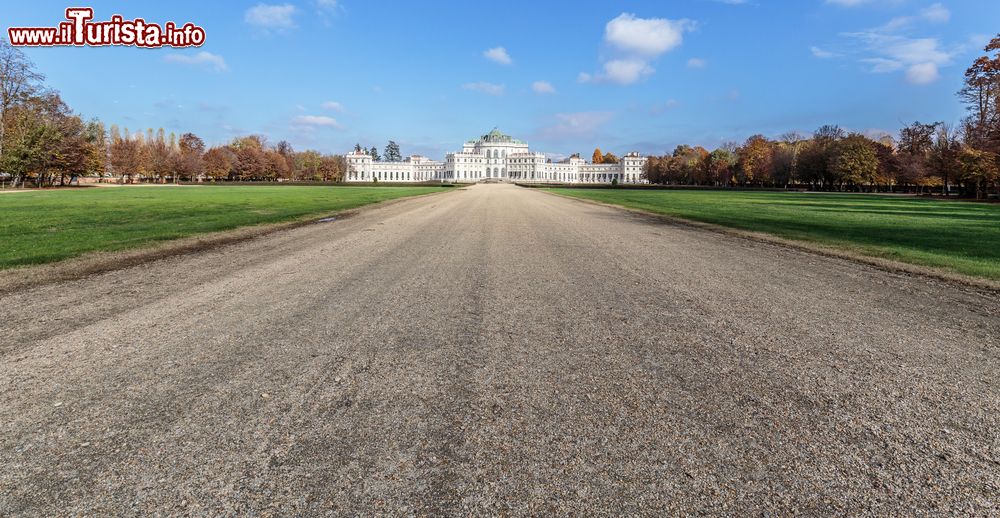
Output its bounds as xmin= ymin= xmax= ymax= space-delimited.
xmin=344 ymin=128 xmax=647 ymax=184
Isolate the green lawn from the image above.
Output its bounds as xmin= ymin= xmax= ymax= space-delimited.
xmin=548 ymin=188 xmax=1000 ymax=281
xmin=0 ymin=185 xmax=448 ymax=269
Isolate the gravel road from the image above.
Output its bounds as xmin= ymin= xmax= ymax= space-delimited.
xmin=2 ymin=184 xmax=999 ymax=515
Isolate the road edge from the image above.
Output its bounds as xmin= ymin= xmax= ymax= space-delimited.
xmin=540 ymin=188 xmax=1000 ymax=294
xmin=0 ymin=188 xmax=454 ymax=295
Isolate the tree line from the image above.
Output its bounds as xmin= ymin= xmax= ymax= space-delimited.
xmin=643 ymin=35 xmax=1000 ymax=199
xmin=0 ymin=39 xmax=347 ymax=187
xmin=105 ymin=129 xmax=347 ymax=184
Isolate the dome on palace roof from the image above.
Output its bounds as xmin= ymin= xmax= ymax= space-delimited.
xmin=474 ymin=127 xmax=525 ymax=145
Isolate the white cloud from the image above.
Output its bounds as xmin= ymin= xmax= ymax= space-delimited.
xmin=920 ymin=3 xmax=950 ymax=23
xmin=483 ymin=46 xmax=512 ymax=65
xmin=840 ymin=13 xmax=958 ymax=85
xmin=531 ymin=80 xmax=556 ymax=94
xmin=580 ymin=13 xmax=694 ymax=87
xmin=861 ymin=57 xmax=904 ymax=72
xmin=292 ymin=115 xmax=340 ymax=127
xmin=687 ymin=57 xmax=706 ymax=68
xmin=578 ymin=59 xmax=654 ymax=85
xmin=462 ymin=81 xmax=505 ymax=95
xmin=535 ymin=111 xmax=616 ymax=141
xmin=245 ymin=3 xmax=297 ymax=29
xmin=883 ymin=37 xmax=950 ymax=66
xmin=163 ymin=51 xmax=228 ymax=72
xmin=605 ymin=13 xmax=694 ymax=56
xmin=321 ymin=101 xmax=344 ymax=111
xmin=810 ymin=46 xmax=838 ymax=58
xmin=603 ymin=59 xmax=655 ymax=84
xmin=856 ymin=35 xmax=953 ymax=83
xmin=875 ymin=4 xmax=950 ymax=33
xmin=879 ymin=16 xmax=913 ymax=32
xmin=905 ymin=62 xmax=939 ymax=84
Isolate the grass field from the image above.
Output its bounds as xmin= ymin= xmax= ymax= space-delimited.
xmin=0 ymin=185 xmax=448 ymax=269
xmin=548 ymin=188 xmax=1000 ymax=281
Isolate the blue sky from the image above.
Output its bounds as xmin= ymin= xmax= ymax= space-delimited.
xmin=6 ymin=0 xmax=998 ymax=158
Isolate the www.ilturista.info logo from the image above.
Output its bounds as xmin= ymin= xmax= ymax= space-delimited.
xmin=7 ymin=8 xmax=206 ymax=47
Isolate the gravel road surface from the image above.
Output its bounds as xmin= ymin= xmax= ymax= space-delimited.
xmin=2 ymin=184 xmax=999 ymax=515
